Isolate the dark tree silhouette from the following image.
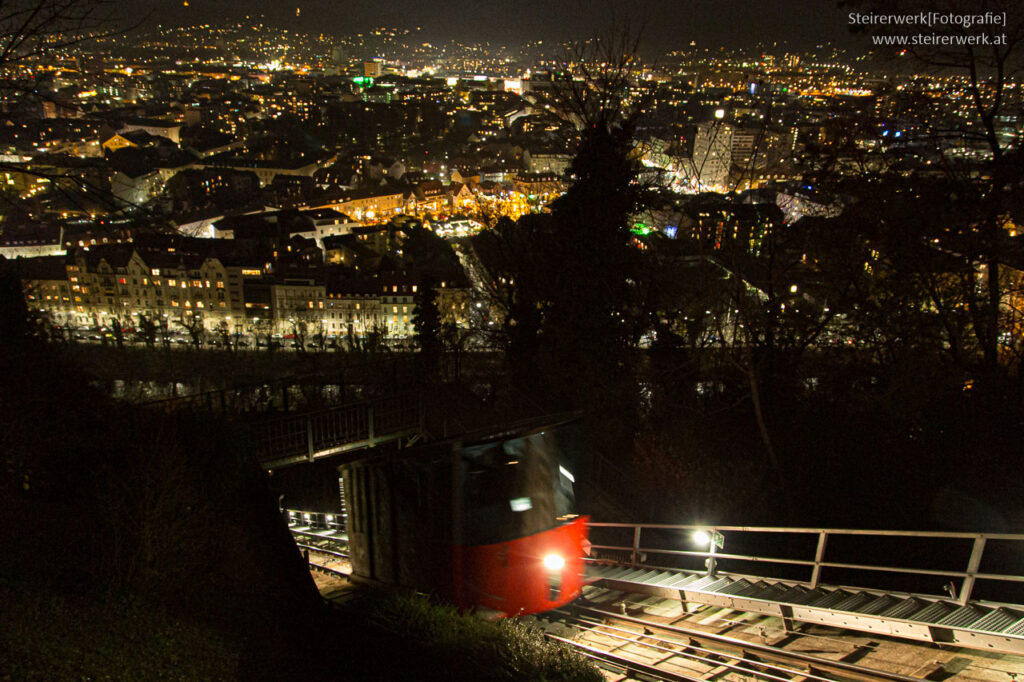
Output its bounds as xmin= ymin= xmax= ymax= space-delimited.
xmin=843 ymin=0 xmax=1024 ymax=389
xmin=136 ymin=313 xmax=158 ymax=349
xmin=179 ymin=312 xmax=205 ymax=350
xmin=413 ymin=274 xmax=441 ymax=375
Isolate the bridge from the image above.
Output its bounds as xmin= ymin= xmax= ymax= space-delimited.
xmin=255 ymin=392 xmax=424 ymax=470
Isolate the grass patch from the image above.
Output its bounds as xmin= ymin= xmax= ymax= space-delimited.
xmin=0 ymin=583 xmax=242 ymax=681
xmin=351 ymin=590 xmax=602 ymax=681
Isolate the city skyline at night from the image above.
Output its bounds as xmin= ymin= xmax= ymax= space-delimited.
xmin=2 ymin=0 xmax=1024 ymax=678
xmin=126 ymin=0 xmax=862 ymax=53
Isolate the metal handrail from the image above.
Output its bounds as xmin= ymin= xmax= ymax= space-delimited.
xmin=589 ymin=522 xmax=1024 ymax=541
xmin=258 ymin=392 xmax=424 ymax=466
xmin=587 ymin=522 xmax=1024 ymax=605
xmin=590 ymin=543 xmax=1024 ymax=583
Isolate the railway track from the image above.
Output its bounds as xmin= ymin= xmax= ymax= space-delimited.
xmin=546 ymin=623 xmax=823 ymax=682
xmin=542 ymin=601 xmax=922 ymax=682
xmin=299 ymin=557 xmax=903 ymax=680
xmin=289 ymin=523 xmax=352 ymax=578
xmin=289 ymin=523 xmax=989 ymax=680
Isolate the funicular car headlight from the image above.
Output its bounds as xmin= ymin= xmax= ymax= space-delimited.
xmin=543 ymin=554 xmax=565 ymax=600
xmin=543 ymin=554 xmax=565 ymax=571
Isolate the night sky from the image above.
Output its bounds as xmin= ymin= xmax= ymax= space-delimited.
xmin=128 ymin=0 xmax=859 ymax=52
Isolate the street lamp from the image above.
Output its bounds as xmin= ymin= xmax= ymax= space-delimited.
xmin=694 ymin=529 xmax=723 ymax=576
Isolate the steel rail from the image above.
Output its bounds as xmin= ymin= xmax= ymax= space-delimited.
xmin=308 ymin=560 xmax=350 ymax=579
xmin=569 ymin=603 xmax=922 ymax=682
xmin=554 ymin=610 xmax=826 ymax=682
xmin=544 ymin=634 xmax=705 ymax=682
xmin=297 ymin=542 xmax=349 ymax=559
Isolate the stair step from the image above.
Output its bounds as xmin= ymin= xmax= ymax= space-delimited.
xmin=758 ymin=583 xmax=789 ymax=601
xmin=881 ymin=597 xmax=926 ymax=620
xmin=971 ymin=608 xmax=1022 ymax=633
xmin=790 ymin=588 xmax=829 ymax=606
xmin=718 ymin=579 xmax=753 ymax=595
xmin=601 ymin=566 xmax=632 ymax=580
xmin=638 ymin=571 xmax=675 ymax=585
xmin=859 ymin=595 xmax=899 ymax=616
xmin=704 ymin=577 xmax=734 ymax=592
xmin=938 ymin=605 xmax=989 ymax=629
xmin=1003 ymin=616 xmax=1024 ymax=636
xmin=778 ymin=585 xmax=809 ymax=603
xmin=833 ymin=592 xmax=876 ymax=613
xmin=810 ymin=590 xmax=853 ymax=609
xmin=915 ymin=601 xmax=955 ymax=624
xmin=734 ymin=581 xmax=775 ymax=599
xmin=686 ymin=575 xmax=722 ymax=591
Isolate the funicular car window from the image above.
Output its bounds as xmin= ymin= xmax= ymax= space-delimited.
xmin=462 ymin=433 xmax=556 ymax=545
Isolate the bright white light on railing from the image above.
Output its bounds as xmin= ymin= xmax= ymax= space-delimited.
xmin=303 ymin=513 xmax=311 ymax=521
xmin=326 ymin=514 xmax=334 ymax=522
xmin=693 ymin=530 xmax=711 ymax=546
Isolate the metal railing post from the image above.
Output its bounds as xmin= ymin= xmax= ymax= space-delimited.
xmin=367 ymin=403 xmax=375 ymax=444
xmin=631 ymin=526 xmax=642 ymax=568
xmin=959 ymin=535 xmax=986 ymax=605
xmin=810 ymin=531 xmax=828 ymax=589
xmin=306 ymin=416 xmax=315 ymax=462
